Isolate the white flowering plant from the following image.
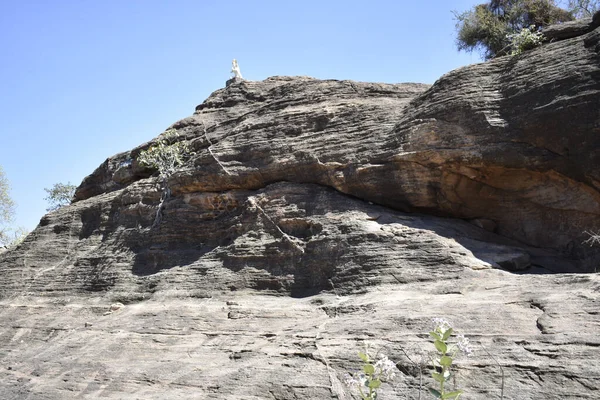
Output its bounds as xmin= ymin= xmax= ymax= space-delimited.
xmin=344 ymin=347 xmax=397 ymax=400
xmin=428 ymin=318 xmax=472 ymax=400
xmin=506 ymin=25 xmax=544 ymax=56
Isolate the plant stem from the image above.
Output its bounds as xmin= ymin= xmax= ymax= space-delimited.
xmin=440 ymin=365 xmax=445 ymax=395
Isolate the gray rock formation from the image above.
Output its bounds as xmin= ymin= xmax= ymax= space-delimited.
xmin=542 ymin=10 xmax=600 ymax=42
xmin=0 ymin=19 xmax=599 ymax=400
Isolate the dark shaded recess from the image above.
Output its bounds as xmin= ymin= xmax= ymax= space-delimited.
xmin=131 ymin=248 xmax=212 ymax=276
xmin=278 ymin=219 xmax=323 ymax=239
xmin=128 ymin=229 xmax=220 ymax=277
xmin=251 ymin=277 xmax=288 ymax=292
xmin=285 ymin=126 xmax=303 ymax=136
xmin=584 ymin=27 xmax=600 ymax=50
xmin=128 ymin=196 xmax=244 ymax=276
xmin=39 ymin=215 xmax=51 ymax=227
xmin=289 ymin=243 xmax=343 ymax=298
xmin=99 ymin=199 xmax=151 ymax=242
xmin=311 ymin=114 xmax=331 ymax=132
xmin=80 ymin=206 xmax=102 ymax=239
xmin=220 ymin=243 xmax=294 ymax=274
xmin=52 ymin=224 xmax=70 ymax=234
xmin=75 ymin=257 xmax=117 ymax=291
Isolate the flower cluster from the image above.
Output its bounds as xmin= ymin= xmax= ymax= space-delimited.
xmin=374 ymin=354 xmax=397 ymax=381
xmin=344 ymin=372 xmax=368 ymax=388
xmin=456 ymin=334 xmax=473 ymax=357
xmin=432 ymin=318 xmax=451 ymax=333
xmin=344 ymin=350 xmax=397 ymax=400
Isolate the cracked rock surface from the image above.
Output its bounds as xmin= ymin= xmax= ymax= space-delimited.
xmin=0 ymin=19 xmax=599 ymax=400
xmin=0 ymin=273 xmax=599 ymax=399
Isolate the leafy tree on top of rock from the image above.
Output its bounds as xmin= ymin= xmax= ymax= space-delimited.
xmin=0 ymin=166 xmax=28 ymax=248
xmin=0 ymin=166 xmax=15 ymax=247
xmin=564 ymin=0 xmax=600 ymax=17
xmin=454 ymin=0 xmax=574 ymax=59
xmin=44 ymin=182 xmax=76 ymax=211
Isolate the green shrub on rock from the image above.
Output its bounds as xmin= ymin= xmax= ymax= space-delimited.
xmin=138 ymin=129 xmax=190 ymax=227
xmin=138 ymin=129 xmax=190 ymax=179
xmin=506 ymin=25 xmax=545 ymax=55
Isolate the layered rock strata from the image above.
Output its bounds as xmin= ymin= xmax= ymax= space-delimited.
xmin=0 ymin=17 xmax=599 ymax=400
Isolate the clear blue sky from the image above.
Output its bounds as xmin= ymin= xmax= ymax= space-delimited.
xmin=1 ymin=0 xmax=483 ymax=233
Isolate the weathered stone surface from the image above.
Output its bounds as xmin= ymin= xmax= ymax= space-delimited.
xmin=0 ymin=19 xmax=599 ymax=400
xmin=0 ymin=272 xmax=599 ymax=399
xmin=77 ymin=25 xmax=600 ymax=270
xmin=0 ymin=181 xmax=546 ymax=297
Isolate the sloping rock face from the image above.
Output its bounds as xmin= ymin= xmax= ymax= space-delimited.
xmin=0 ymin=22 xmax=599 ymax=400
xmin=75 ymin=28 xmax=600 ymax=272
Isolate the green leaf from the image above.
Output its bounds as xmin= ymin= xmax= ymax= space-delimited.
xmin=439 ymin=355 xmax=453 ymax=367
xmin=429 ymin=331 xmax=442 ymax=341
xmin=364 ymin=364 xmax=375 ymax=374
xmin=441 ymin=390 xmax=463 ymax=399
xmin=428 ymin=388 xmax=442 ymax=398
xmin=442 ymin=328 xmax=453 ymax=341
xmin=434 ymin=340 xmax=448 ymax=354
xmin=358 ymin=352 xmax=369 ymax=362
xmin=432 ymin=372 xmax=445 ymax=383
xmin=368 ymin=379 xmax=381 ymax=389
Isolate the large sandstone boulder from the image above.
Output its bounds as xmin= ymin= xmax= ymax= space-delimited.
xmin=0 ymin=19 xmax=599 ymax=400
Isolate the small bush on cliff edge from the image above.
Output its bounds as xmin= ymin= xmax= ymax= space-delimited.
xmin=506 ymin=25 xmax=545 ymax=55
xmin=138 ymin=129 xmax=190 ymax=227
xmin=138 ymin=129 xmax=190 ymax=180
xmin=44 ymin=182 xmax=76 ymax=211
